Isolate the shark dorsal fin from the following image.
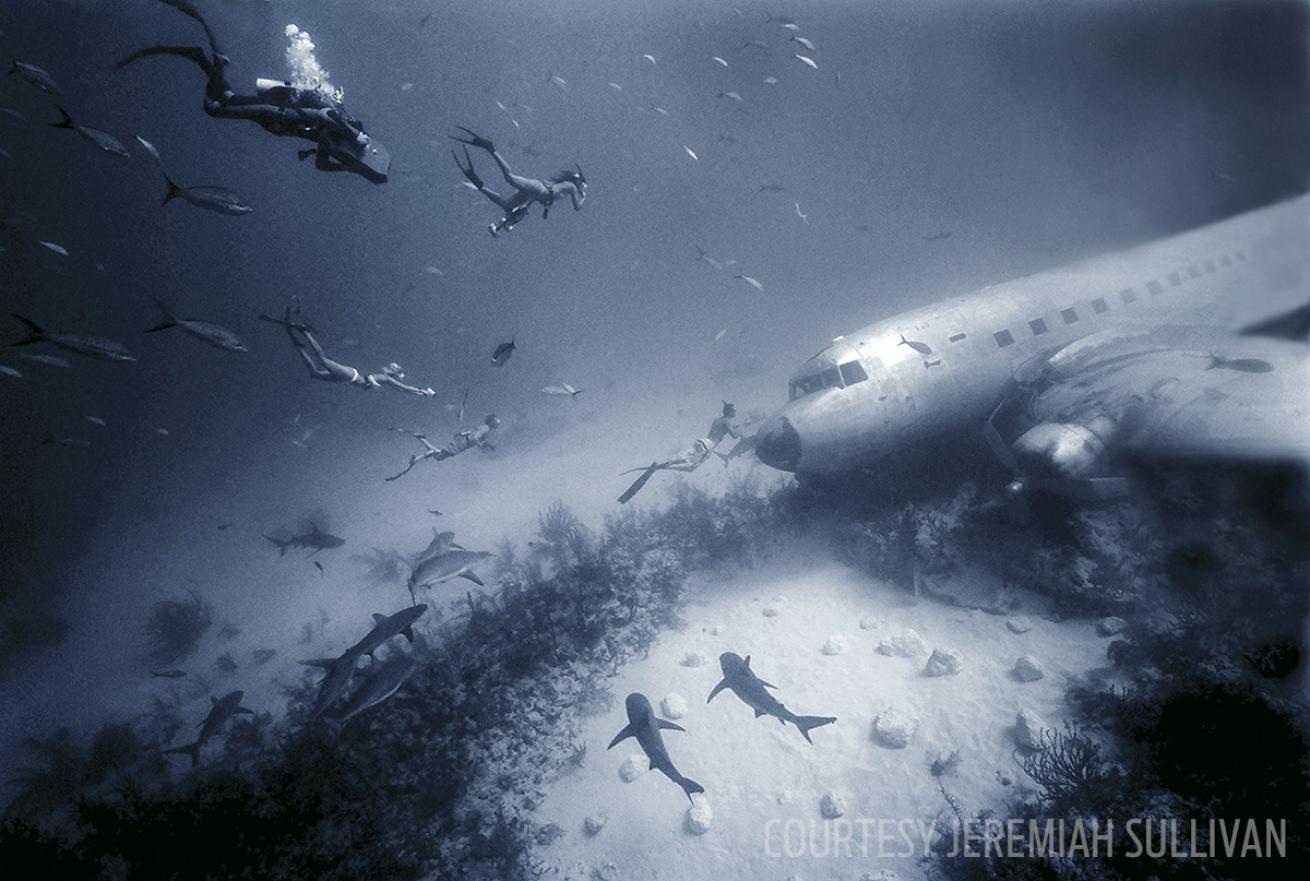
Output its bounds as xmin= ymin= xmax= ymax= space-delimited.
xmin=744 ymin=654 xmax=751 ymax=667
xmin=372 ymin=613 xmax=386 ymax=623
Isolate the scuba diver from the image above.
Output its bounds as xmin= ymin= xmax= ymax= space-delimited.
xmin=260 ymin=306 xmax=435 ymax=397
xmin=618 ymin=403 xmax=742 ymax=504
xmin=386 ymin=416 xmax=501 ymax=481
xmin=115 ymin=0 xmax=390 ymax=182
xmin=449 ymin=127 xmax=586 ymax=236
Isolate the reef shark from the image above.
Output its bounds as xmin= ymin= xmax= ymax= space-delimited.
xmin=324 ymin=651 xmax=418 ymax=731
xmin=707 ymin=652 xmax=837 ymax=743
xmin=163 ymin=689 xmax=254 ymax=766
xmin=301 ymin=605 xmax=426 ymax=718
xmin=407 ymin=548 xmax=491 ymax=602
xmin=608 ymin=692 xmax=705 ymax=802
xmin=264 ymin=523 xmax=345 ymax=556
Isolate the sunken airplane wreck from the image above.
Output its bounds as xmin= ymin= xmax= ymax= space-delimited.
xmin=753 ymin=196 xmax=1310 ymax=493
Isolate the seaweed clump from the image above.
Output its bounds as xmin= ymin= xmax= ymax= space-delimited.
xmin=143 ymin=593 xmax=214 ymax=664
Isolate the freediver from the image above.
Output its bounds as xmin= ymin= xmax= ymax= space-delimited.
xmin=449 ymin=127 xmax=586 ymax=236
xmin=618 ymin=403 xmax=742 ymax=503
xmin=386 ymin=416 xmax=501 ymax=481
xmin=260 ymin=306 xmax=435 ymax=397
xmin=115 ymin=0 xmax=390 ymax=182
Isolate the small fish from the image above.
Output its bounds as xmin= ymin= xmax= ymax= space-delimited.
xmin=791 ymin=35 xmax=816 ymax=51
xmin=714 ymin=329 xmax=727 ymax=342
xmin=541 ymin=383 xmax=582 ymax=398
xmin=651 ymin=105 xmax=670 ymax=117
xmin=217 ymin=522 xmax=235 ymax=531
xmin=495 ymin=100 xmax=507 ymax=111
xmin=491 ymin=338 xmax=516 ymax=367
xmin=794 ymin=54 xmax=818 ymax=70
xmin=743 ymin=40 xmax=769 ymax=50
xmin=163 ymin=180 xmax=251 ymax=215
xmin=314 ymin=560 xmax=325 ymax=575
xmin=719 ymin=90 xmax=743 ymax=102
xmin=684 ymin=145 xmax=699 ymax=161
xmin=400 ymin=82 xmax=414 ymax=91
xmin=735 ymin=273 xmax=764 ymax=291
xmin=924 ymin=231 xmax=953 ymax=242
xmin=84 ymin=415 xmax=106 ymax=426
xmin=608 ymin=82 xmax=623 ymax=92
xmin=9 ymin=60 xmax=61 ymax=95
xmin=38 ymin=241 xmax=69 ymax=257
xmin=428 ymin=509 xmax=443 ymax=517
xmin=897 ymin=333 xmax=933 ymax=355
xmin=20 ymin=353 xmax=70 ymax=372
xmin=782 ymin=23 xmax=801 ymax=32
xmin=50 ymin=105 xmax=130 ymax=157
xmin=150 ymin=669 xmax=187 ymax=679
xmin=0 ymin=364 xmax=21 ymax=378
xmin=145 ymin=298 xmax=248 ymax=351
xmin=156 ymin=427 xmax=170 ymax=436
xmin=1205 ymin=354 xmax=1274 ymax=374
xmin=763 ymin=76 xmax=778 ymax=85
xmin=712 ymin=56 xmax=729 ymax=68
xmin=641 ymin=54 xmax=656 ymax=64
xmin=0 ymin=107 xmax=29 ymax=122
xmin=42 ymin=434 xmax=91 ymax=449
xmin=12 ymin=314 xmax=136 ymax=362
xmin=695 ymin=247 xmax=723 ymax=270
xmin=759 ymin=183 xmax=785 ymax=193
xmin=795 ymin=202 xmax=808 ymax=223
xmin=424 ymin=265 xmax=444 ymax=276
xmin=551 ymin=75 xmax=567 ymax=89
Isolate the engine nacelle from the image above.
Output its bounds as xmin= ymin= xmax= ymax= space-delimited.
xmin=1010 ymin=415 xmax=1114 ymax=479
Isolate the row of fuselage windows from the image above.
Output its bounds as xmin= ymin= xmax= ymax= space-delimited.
xmin=787 ymin=248 xmax=1248 ymax=401
xmin=989 ymin=249 xmax=1246 ymax=349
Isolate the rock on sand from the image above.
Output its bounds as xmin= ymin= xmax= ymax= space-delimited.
xmin=876 ymin=628 xmax=928 ymax=657
xmin=923 ymin=647 xmax=964 ymax=677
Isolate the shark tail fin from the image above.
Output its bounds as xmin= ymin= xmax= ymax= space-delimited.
xmin=163 ymin=741 xmax=201 ymax=767
xmin=794 ymin=715 xmax=837 ymax=744
xmin=677 ymin=774 xmax=705 ymax=802
xmin=162 ymin=176 xmax=180 ymax=206
xmin=11 ymin=314 xmax=45 ymax=346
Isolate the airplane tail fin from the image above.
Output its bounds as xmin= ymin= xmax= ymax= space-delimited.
xmin=11 ymin=314 xmax=45 ymax=346
xmin=794 ymin=715 xmax=837 ymax=744
xmin=163 ymin=740 xmax=201 ymax=767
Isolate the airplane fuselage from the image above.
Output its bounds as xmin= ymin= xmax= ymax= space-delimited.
xmin=755 ymin=196 xmax=1308 ymax=475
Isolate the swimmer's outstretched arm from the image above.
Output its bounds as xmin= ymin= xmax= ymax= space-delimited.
xmin=371 ymin=375 xmax=436 ymax=397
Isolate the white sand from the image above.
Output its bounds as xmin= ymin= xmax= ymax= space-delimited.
xmin=537 ymin=547 xmax=1106 ymax=880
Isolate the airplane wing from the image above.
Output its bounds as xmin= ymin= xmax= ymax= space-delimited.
xmin=989 ymin=325 xmax=1309 ymax=489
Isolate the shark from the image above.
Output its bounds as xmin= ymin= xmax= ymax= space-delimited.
xmin=163 ymin=689 xmax=254 ymax=766
xmin=324 ymin=651 xmax=418 ymax=731
xmin=608 ymin=692 xmax=705 ymax=802
xmin=264 ymin=523 xmax=345 ymax=556
xmin=707 ymin=652 xmax=837 ymax=743
xmin=301 ymin=605 xmax=426 ymax=718
xmin=407 ymin=548 xmax=491 ymax=603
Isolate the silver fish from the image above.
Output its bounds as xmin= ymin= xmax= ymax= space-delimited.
xmin=9 ymin=60 xmax=61 ymax=95
xmin=12 ymin=314 xmax=136 ymax=362
xmin=145 ymin=298 xmax=247 ymax=351
xmin=50 ymin=106 xmax=129 ymax=158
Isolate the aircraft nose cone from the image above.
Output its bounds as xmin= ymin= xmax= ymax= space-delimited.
xmin=755 ymin=416 xmax=801 ymax=472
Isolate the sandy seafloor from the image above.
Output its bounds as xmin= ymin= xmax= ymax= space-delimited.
xmin=536 ymin=550 xmax=1108 ymax=881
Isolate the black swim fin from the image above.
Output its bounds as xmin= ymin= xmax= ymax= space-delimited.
xmin=617 ymin=463 xmax=659 ymax=504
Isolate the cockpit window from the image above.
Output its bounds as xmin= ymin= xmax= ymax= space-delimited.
xmin=789 ymin=373 xmax=826 ymax=400
xmin=839 ymin=360 xmax=868 ymax=385
xmin=789 ymin=364 xmax=852 ymax=400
